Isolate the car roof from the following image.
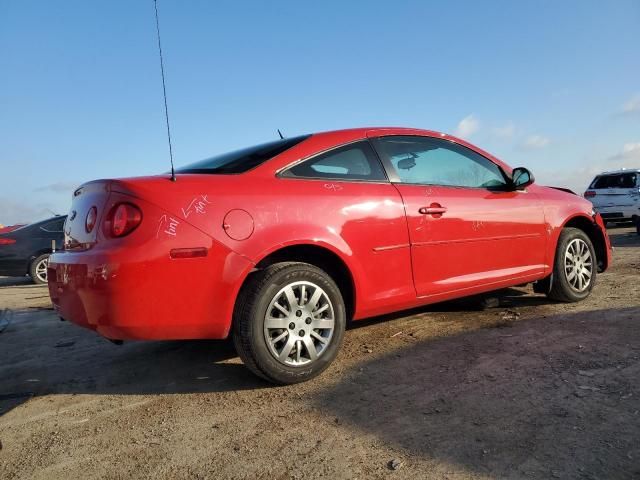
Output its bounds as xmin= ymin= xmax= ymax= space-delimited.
xmin=260 ymin=126 xmax=512 ymax=175
xmin=313 ymin=126 xmax=459 ymax=142
xmin=4 ymin=215 xmax=67 ymax=234
xmin=597 ymin=168 xmax=640 ymax=175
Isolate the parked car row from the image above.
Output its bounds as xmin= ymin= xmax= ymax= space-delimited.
xmin=4 ymin=148 xmax=634 ymax=291
xmin=3 ymin=127 xmax=631 ymax=384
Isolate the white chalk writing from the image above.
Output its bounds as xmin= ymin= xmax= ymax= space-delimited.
xmin=157 ymin=215 xmax=180 ymax=238
xmin=181 ymin=195 xmax=212 ymax=218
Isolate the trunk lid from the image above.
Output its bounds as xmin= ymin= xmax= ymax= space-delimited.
xmin=64 ymin=181 xmax=113 ymax=250
xmin=63 ymin=174 xmax=238 ymax=250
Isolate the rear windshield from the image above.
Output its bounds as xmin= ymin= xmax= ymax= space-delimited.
xmin=175 ymin=135 xmax=311 ymax=174
xmin=590 ymin=173 xmax=637 ymax=189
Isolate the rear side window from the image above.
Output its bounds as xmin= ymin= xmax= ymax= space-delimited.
xmin=176 ymin=135 xmax=310 ymax=174
xmin=282 ymin=141 xmax=387 ymax=181
xmin=590 ymin=173 xmax=637 ymax=189
xmin=40 ymin=217 xmax=65 ymax=232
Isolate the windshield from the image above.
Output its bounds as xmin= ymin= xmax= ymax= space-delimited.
xmin=590 ymin=173 xmax=637 ymax=189
xmin=175 ymin=135 xmax=311 ymax=174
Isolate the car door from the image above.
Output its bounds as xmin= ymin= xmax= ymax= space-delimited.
xmin=278 ymin=140 xmax=415 ymax=317
xmin=371 ymin=135 xmax=547 ymax=298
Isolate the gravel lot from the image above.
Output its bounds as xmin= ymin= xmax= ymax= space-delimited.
xmin=1 ymin=227 xmax=639 ymax=480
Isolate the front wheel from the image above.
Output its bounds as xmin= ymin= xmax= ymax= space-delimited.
xmin=547 ymin=228 xmax=596 ymax=302
xmin=30 ymin=253 xmax=50 ymax=284
xmin=233 ymin=262 xmax=346 ymax=384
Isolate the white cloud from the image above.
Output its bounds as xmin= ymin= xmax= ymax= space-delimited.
xmin=522 ymin=134 xmax=550 ymax=150
xmin=0 ymin=185 xmax=75 ymax=225
xmin=621 ymin=142 xmax=640 ymax=155
xmin=0 ymin=182 xmax=80 ymax=224
xmin=608 ymin=142 xmax=640 ymax=163
xmin=491 ymin=122 xmax=516 ymax=140
xmin=35 ymin=181 xmax=80 ymax=193
xmin=622 ymin=94 xmax=640 ymax=114
xmin=535 ymin=163 xmax=602 ymax=194
xmin=534 ymin=142 xmax=640 ymax=193
xmin=0 ymin=198 xmax=61 ymax=226
xmin=454 ymin=114 xmax=479 ymax=139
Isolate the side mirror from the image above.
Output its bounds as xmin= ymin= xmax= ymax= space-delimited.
xmin=511 ymin=167 xmax=535 ymax=190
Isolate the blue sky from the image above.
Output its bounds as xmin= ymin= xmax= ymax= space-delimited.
xmin=1 ymin=0 xmax=639 ymax=224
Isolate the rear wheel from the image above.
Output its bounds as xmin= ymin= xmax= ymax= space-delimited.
xmin=30 ymin=253 xmax=50 ymax=284
xmin=233 ymin=262 xmax=346 ymax=384
xmin=547 ymin=228 xmax=596 ymax=302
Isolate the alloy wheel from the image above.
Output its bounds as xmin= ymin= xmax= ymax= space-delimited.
xmin=35 ymin=257 xmax=49 ymax=283
xmin=564 ymin=238 xmax=592 ymax=292
xmin=263 ymin=281 xmax=335 ymax=366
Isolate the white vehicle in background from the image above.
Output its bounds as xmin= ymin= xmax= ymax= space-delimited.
xmin=584 ymin=169 xmax=640 ymax=224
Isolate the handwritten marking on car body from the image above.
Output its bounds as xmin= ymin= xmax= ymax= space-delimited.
xmin=157 ymin=215 xmax=180 ymax=238
xmin=181 ymin=195 xmax=211 ymax=218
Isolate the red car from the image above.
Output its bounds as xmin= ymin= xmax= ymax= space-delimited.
xmin=48 ymin=127 xmax=612 ymax=384
xmin=0 ymin=224 xmax=25 ymax=234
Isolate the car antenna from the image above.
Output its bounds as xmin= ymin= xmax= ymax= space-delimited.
xmin=277 ymin=129 xmax=284 ymax=139
xmin=153 ymin=0 xmax=176 ymax=182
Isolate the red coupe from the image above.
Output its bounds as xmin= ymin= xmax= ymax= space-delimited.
xmin=48 ymin=127 xmax=611 ymax=383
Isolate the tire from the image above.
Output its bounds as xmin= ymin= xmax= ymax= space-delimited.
xmin=233 ymin=262 xmax=346 ymax=384
xmin=547 ymin=228 xmax=596 ymax=302
xmin=30 ymin=253 xmax=50 ymax=285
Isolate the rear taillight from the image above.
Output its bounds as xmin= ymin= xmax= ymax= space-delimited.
xmin=0 ymin=238 xmax=16 ymax=245
xmin=85 ymin=206 xmax=97 ymax=233
xmin=109 ymin=203 xmax=142 ymax=237
xmin=584 ymin=191 xmax=596 ymax=198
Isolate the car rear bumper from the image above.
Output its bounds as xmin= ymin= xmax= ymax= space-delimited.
xmin=593 ymin=204 xmax=639 ymax=221
xmin=47 ymin=242 xmax=254 ymax=341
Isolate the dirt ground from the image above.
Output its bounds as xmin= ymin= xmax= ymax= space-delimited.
xmin=0 ymin=227 xmax=638 ymax=480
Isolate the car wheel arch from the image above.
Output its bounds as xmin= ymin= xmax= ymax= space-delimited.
xmin=27 ymin=248 xmax=53 ymax=273
xmin=558 ymin=214 xmax=608 ymax=272
xmin=241 ymin=243 xmax=357 ymax=323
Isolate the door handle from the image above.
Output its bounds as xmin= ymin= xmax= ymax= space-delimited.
xmin=419 ymin=204 xmax=447 ymax=215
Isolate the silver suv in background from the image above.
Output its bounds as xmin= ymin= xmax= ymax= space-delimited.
xmin=585 ymin=169 xmax=640 ymax=224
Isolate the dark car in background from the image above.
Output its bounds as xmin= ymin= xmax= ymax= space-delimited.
xmin=0 ymin=216 xmax=66 ymax=284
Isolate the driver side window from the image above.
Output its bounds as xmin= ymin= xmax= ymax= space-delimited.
xmin=373 ymin=136 xmax=507 ymax=189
